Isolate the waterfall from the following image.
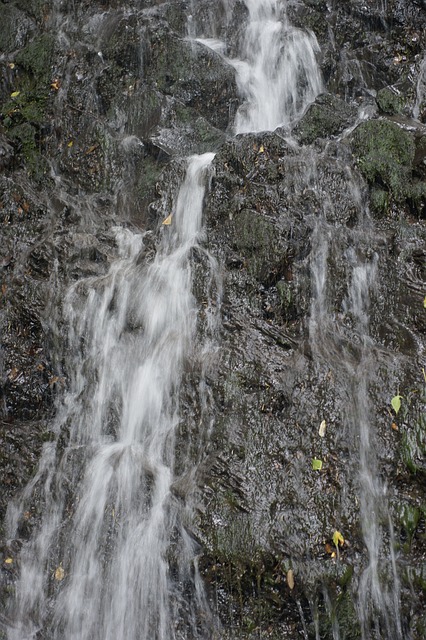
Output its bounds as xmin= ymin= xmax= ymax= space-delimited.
xmin=6 ymin=154 xmax=216 ymax=640
xmin=232 ymin=0 xmax=322 ymax=133
xmin=196 ymin=0 xmax=322 ymax=134
xmin=3 ymin=0 xmax=417 ymax=637
xmin=308 ymin=184 xmax=404 ymax=637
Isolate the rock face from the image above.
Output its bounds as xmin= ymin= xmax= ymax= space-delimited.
xmin=0 ymin=0 xmax=425 ymax=638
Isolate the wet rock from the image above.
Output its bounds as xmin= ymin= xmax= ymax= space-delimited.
xmin=294 ymin=92 xmax=358 ymax=143
xmin=0 ymin=2 xmax=35 ymax=53
xmin=0 ymin=135 xmax=14 ymax=170
xmin=0 ymin=0 xmax=425 ymax=638
xmin=349 ymin=118 xmax=416 ymax=210
xmin=146 ymin=33 xmax=238 ymax=131
xmin=377 ymin=86 xmax=405 ymax=115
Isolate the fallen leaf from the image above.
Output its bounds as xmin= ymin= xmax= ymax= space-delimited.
xmin=423 ymin=296 xmax=426 ymax=309
xmin=67 ymin=141 xmax=73 ymax=148
xmin=391 ymin=395 xmax=402 ymax=415
xmin=8 ymin=63 xmax=15 ymax=69
xmin=391 ymin=422 xmax=399 ymax=431
xmin=162 ymin=214 xmax=172 ymax=226
xmin=312 ymin=457 xmax=323 ymax=471
xmin=54 ymin=565 xmax=65 ymax=581
xmin=4 ymin=557 xmax=13 ymax=565
xmin=286 ymin=569 xmax=294 ymax=590
xmin=8 ymin=367 xmax=19 ymax=381
xmin=258 ymin=144 xmax=265 ymax=153
xmin=51 ymin=79 xmax=61 ymax=91
xmin=332 ymin=530 xmax=344 ymax=547
xmin=10 ymin=91 xmax=20 ymax=98
xmin=85 ymin=144 xmax=98 ymax=154
xmin=325 ymin=542 xmax=333 ymax=555
xmin=319 ymin=419 xmax=326 ymax=438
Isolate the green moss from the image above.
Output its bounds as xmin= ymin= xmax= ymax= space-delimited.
xmin=399 ymin=504 xmax=421 ymax=550
xmin=376 ymin=88 xmax=405 ymax=115
xmin=8 ymin=122 xmax=48 ymax=180
xmin=370 ymin=187 xmax=390 ymax=216
xmin=406 ymin=181 xmax=426 ymax=218
xmin=351 ymin=119 xmax=415 ymax=203
xmin=295 ymin=94 xmax=356 ymax=144
xmin=15 ymin=34 xmax=54 ymax=84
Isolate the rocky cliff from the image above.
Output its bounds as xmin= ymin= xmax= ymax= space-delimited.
xmin=0 ymin=0 xmax=425 ymax=638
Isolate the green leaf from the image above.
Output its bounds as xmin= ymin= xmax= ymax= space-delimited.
xmin=332 ymin=530 xmax=344 ymax=547
xmin=312 ymin=457 xmax=323 ymax=471
xmin=391 ymin=395 xmax=402 ymax=415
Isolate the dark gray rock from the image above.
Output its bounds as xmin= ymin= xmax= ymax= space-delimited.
xmin=294 ymin=92 xmax=358 ymax=143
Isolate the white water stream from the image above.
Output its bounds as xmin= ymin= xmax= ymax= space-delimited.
xmin=232 ymin=0 xmax=322 ymax=133
xmin=196 ymin=0 xmax=322 ymax=134
xmin=6 ymin=153 xmax=215 ymax=640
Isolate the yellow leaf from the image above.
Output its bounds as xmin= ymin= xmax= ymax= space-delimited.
xmin=162 ymin=214 xmax=172 ymax=226
xmin=286 ymin=568 xmax=294 ymax=590
xmin=319 ymin=419 xmax=326 ymax=438
xmin=258 ymin=144 xmax=265 ymax=153
xmin=4 ymin=557 xmax=13 ymax=565
xmin=423 ymin=296 xmax=426 ymax=309
xmin=67 ymin=141 xmax=73 ymax=148
xmin=332 ymin=530 xmax=344 ymax=547
xmin=10 ymin=91 xmax=20 ymax=98
xmin=54 ymin=565 xmax=65 ymax=581
xmin=312 ymin=457 xmax=323 ymax=471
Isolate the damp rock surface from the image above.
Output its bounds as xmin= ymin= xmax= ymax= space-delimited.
xmin=0 ymin=0 xmax=425 ymax=638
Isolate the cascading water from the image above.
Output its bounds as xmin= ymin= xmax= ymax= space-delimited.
xmin=196 ymin=0 xmax=322 ymax=134
xmin=225 ymin=0 xmax=406 ymax=636
xmin=5 ymin=1 xmax=324 ymax=637
xmin=308 ymin=173 xmax=404 ymax=638
xmin=232 ymin=0 xmax=322 ymax=133
xmin=5 ymin=153 xmax=216 ymax=640
xmin=3 ymin=0 xmax=417 ymax=638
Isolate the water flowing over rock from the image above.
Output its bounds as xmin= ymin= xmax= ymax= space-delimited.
xmin=0 ymin=1 xmax=425 ymax=639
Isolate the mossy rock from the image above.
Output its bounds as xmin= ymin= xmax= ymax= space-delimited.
xmin=15 ymin=34 xmax=55 ymax=85
xmin=376 ymin=87 xmax=405 ymax=116
xmin=9 ymin=122 xmax=48 ymax=180
xmin=350 ymin=119 xmax=415 ymax=201
xmin=294 ymin=93 xmax=357 ymax=144
xmin=406 ymin=180 xmax=426 ymax=218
